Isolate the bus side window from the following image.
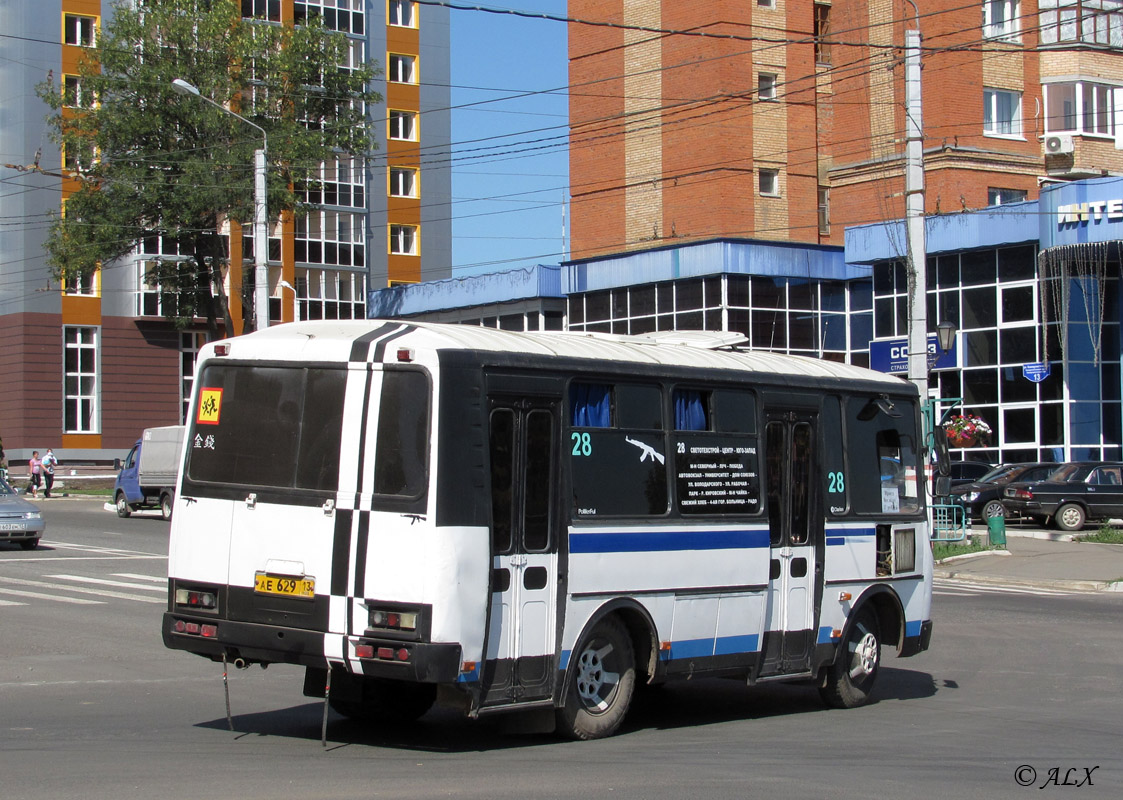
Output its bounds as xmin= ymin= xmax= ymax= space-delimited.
xmin=570 ymin=383 xmax=611 ymax=427
xmin=846 ymin=395 xmax=919 ymax=515
xmin=673 ymin=389 xmax=709 ymax=431
xmin=489 ymin=408 xmax=515 ymax=553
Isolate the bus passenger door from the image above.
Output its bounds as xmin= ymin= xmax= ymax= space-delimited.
xmin=482 ymin=399 xmax=560 ymax=706
xmin=759 ymin=410 xmax=823 ymax=677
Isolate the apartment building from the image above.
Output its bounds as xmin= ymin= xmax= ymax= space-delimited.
xmin=0 ymin=1 xmax=450 ymax=461
xmin=567 ymin=0 xmax=1123 ymax=257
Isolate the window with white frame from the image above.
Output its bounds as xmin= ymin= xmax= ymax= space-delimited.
xmin=294 ymin=0 xmax=365 ymax=33
xmin=299 ymin=157 xmax=366 ymax=208
xmin=988 ymin=187 xmax=1028 ymax=206
xmin=389 ymin=110 xmax=417 ymax=140
xmin=63 ymin=75 xmax=93 ymax=108
xmin=64 ymin=267 xmax=97 ymax=297
xmin=139 ymin=260 xmax=197 ymax=318
xmin=1045 ymin=81 xmax=1116 ymax=136
xmin=759 ymin=168 xmax=779 ymax=196
xmin=390 ymin=224 xmax=418 ymax=255
xmin=983 ymin=0 xmax=1020 ymax=39
xmin=983 ymin=88 xmax=1022 ymax=136
xmin=818 ymin=187 xmax=831 ymax=235
xmin=1040 ymin=0 xmax=1123 ymax=48
xmin=390 ymin=167 xmax=418 ymax=197
xmin=64 ymin=326 xmax=98 ymax=433
xmin=242 ymin=0 xmax=281 ymax=22
xmin=295 ymin=209 xmax=366 ymax=268
xmin=293 ymin=267 xmax=367 ymax=321
xmin=64 ymin=14 xmax=96 ymax=47
xmin=758 ymin=72 xmax=777 ymax=100
xmin=389 ymin=0 xmax=415 ymax=27
xmin=180 ymin=332 xmax=206 ymax=424
xmin=389 ymin=54 xmax=417 ymax=84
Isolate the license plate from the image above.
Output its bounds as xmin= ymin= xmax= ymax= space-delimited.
xmin=254 ymin=573 xmax=315 ymax=598
xmin=0 ymin=523 xmax=26 ymax=531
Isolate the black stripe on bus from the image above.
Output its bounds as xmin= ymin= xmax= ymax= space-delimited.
xmin=353 ymin=510 xmax=371 ymax=598
xmin=349 ymin=322 xmax=400 ymax=362
xmin=331 ymin=509 xmax=353 ymax=597
xmin=353 ymin=368 xmax=374 ymax=509
xmin=371 ymin=325 xmax=415 ymax=362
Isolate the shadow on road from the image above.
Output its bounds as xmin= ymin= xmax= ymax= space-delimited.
xmin=193 ymin=666 xmax=941 ymax=751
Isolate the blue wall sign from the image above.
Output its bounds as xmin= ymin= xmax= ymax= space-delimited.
xmin=1023 ymin=362 xmax=1052 ymax=383
xmin=869 ymin=335 xmax=957 ymax=374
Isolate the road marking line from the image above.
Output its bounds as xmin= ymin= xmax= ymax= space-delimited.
xmin=1 ymin=576 xmax=164 ymax=604
xmin=47 ymin=574 xmax=165 ymax=592
xmin=0 ymin=598 xmax=28 ymax=606
xmin=49 ymin=541 xmax=162 ymax=556
xmin=112 ymin=573 xmax=165 ymax=583
xmin=0 ymin=587 xmax=102 ymax=605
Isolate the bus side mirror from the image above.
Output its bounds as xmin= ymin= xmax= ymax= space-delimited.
xmin=932 ymin=428 xmax=951 ymax=476
xmin=934 ymin=475 xmax=951 ymax=498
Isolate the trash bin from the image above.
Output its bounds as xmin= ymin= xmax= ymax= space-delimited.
xmin=986 ymin=514 xmax=1007 ymax=547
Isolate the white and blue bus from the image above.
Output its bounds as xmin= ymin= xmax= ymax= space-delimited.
xmin=163 ymin=321 xmax=936 ymax=739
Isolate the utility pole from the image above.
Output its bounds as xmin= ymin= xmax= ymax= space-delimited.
xmin=904 ymin=25 xmax=928 ymax=403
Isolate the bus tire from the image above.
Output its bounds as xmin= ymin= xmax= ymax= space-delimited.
xmin=1054 ymin=503 xmax=1085 ymax=532
xmin=160 ymin=493 xmax=174 ymax=521
xmin=819 ymin=607 xmax=881 ymax=709
xmin=556 ymin=615 xmax=636 ymax=740
xmin=115 ymin=492 xmax=131 ymax=518
xmin=329 ymin=677 xmax=435 ymax=723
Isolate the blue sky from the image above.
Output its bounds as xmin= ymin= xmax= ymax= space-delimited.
xmin=448 ymin=1 xmax=569 ymax=277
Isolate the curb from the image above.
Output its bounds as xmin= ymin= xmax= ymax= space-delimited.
xmin=933 ymin=569 xmax=1120 ymax=593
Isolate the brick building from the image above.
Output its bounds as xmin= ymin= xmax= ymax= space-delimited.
xmin=0 ymin=1 xmax=451 ymax=463
xmin=568 ymin=0 xmax=1123 ymax=259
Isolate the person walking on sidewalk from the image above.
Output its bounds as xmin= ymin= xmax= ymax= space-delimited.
xmin=28 ymin=451 xmax=42 ymax=498
xmin=42 ymin=448 xmax=58 ymax=498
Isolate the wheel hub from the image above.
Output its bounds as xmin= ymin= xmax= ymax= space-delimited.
xmin=852 ymin=632 xmax=879 ymax=678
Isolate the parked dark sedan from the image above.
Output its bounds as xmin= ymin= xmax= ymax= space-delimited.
xmin=950 ymin=462 xmax=1062 ymax=521
xmin=948 ymin=460 xmax=995 ymax=488
xmin=1003 ymin=461 xmax=1123 ymax=531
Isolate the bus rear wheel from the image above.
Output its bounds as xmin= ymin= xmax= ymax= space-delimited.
xmin=819 ymin=608 xmax=881 ymax=709
xmin=556 ymin=615 xmax=636 ymax=740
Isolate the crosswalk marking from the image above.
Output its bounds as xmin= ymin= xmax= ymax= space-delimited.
xmin=113 ymin=573 xmax=165 ymax=583
xmin=47 ymin=574 xmax=165 ymax=593
xmin=1 ymin=575 xmax=164 ymax=604
xmin=935 ymin=579 xmax=1083 ymax=597
xmin=0 ymin=587 xmax=102 ymax=605
xmin=0 ymin=598 xmax=28 ymax=607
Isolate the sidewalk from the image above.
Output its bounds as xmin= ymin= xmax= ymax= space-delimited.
xmin=934 ymin=528 xmax=1123 ymax=592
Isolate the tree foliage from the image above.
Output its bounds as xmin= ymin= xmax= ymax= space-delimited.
xmin=37 ymin=0 xmax=379 ymax=336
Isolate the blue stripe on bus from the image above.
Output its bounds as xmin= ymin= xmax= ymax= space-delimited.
xmin=560 ymin=633 xmax=762 ymax=670
xmin=569 ymin=528 xmax=770 ymax=554
xmin=825 ymin=527 xmax=876 ymax=546
xmin=905 ymin=619 xmax=923 ymax=638
xmin=818 ymin=626 xmax=836 ymax=644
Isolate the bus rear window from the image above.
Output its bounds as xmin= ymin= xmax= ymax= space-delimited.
xmin=186 ymin=364 xmax=346 ymax=491
xmin=374 ymin=370 xmax=430 ymax=498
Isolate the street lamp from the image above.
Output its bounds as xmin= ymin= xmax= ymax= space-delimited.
xmin=171 ymin=78 xmax=269 ymax=332
xmin=937 ymin=320 xmax=957 ymax=355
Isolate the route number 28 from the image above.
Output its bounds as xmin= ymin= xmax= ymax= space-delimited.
xmin=571 ymin=432 xmax=592 ymax=456
xmin=827 ymin=471 xmax=845 ymax=493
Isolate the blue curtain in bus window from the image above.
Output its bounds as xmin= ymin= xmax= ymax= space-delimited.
xmin=570 ymin=383 xmax=611 ymax=427
xmin=674 ymin=390 xmax=707 ymax=431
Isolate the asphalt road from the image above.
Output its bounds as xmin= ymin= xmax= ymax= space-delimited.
xmin=1 ymin=499 xmax=1121 ymax=800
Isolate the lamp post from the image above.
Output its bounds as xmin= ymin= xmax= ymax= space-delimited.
xmin=171 ymin=78 xmax=269 ymax=332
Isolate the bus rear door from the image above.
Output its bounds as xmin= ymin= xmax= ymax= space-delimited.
xmin=482 ymin=396 xmax=561 ymax=706
xmin=759 ymin=406 xmax=824 ymax=677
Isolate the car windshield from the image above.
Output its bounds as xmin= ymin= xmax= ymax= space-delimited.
xmin=0 ymin=476 xmax=14 ymax=495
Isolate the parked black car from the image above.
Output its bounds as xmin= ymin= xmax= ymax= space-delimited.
xmin=951 ymin=462 xmax=1063 ymax=520
xmin=1002 ymin=461 xmax=1123 ymax=531
xmin=947 ymin=460 xmax=995 ymax=488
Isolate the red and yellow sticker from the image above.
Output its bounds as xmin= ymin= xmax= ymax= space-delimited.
xmin=196 ymin=388 xmax=223 ymax=425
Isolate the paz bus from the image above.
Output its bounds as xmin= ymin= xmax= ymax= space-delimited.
xmin=163 ymin=320 xmax=937 ymax=739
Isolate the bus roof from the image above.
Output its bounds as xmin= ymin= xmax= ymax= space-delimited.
xmin=205 ymin=320 xmax=914 ymax=393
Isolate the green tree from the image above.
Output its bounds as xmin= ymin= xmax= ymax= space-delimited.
xmin=37 ymin=0 xmax=379 ymax=337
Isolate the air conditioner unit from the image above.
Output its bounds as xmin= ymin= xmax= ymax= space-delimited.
xmin=1044 ymin=134 xmax=1074 ymax=155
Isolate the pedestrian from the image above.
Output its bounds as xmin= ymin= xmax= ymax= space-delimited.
xmin=42 ymin=448 xmax=59 ymax=498
xmin=28 ymin=450 xmax=42 ymax=498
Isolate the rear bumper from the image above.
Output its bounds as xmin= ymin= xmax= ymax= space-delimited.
xmin=162 ymin=612 xmax=461 ymax=682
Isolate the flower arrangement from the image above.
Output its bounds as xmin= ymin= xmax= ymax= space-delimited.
xmin=944 ymin=414 xmax=992 ymax=447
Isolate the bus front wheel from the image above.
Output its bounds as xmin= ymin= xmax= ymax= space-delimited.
xmin=556 ymin=615 xmax=636 ymax=740
xmin=819 ymin=607 xmax=881 ymax=709
xmin=115 ymin=492 xmax=131 ymax=518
